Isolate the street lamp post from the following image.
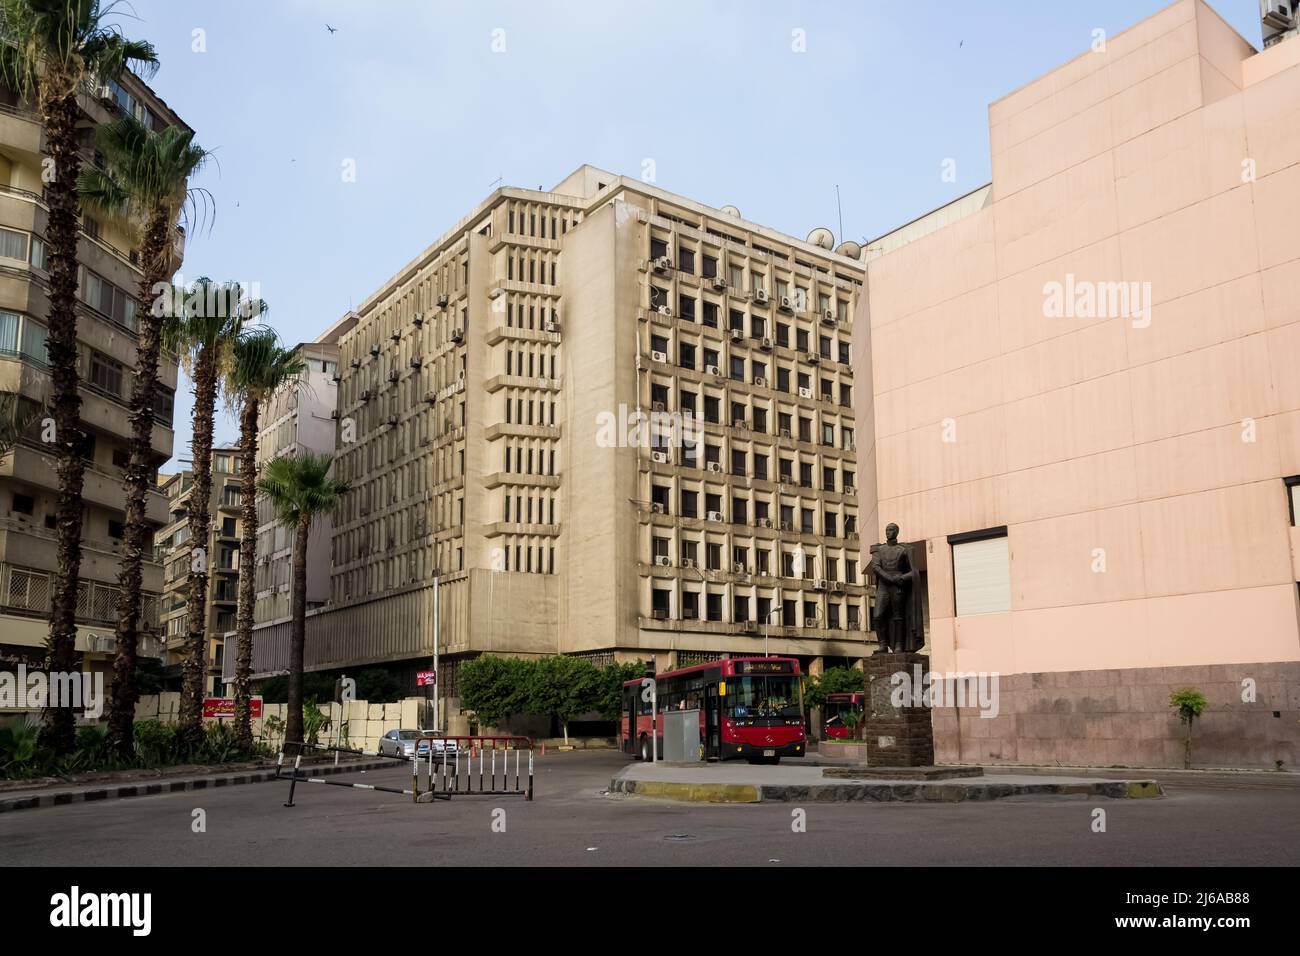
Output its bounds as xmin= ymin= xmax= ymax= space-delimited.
xmin=763 ymin=606 xmax=782 ymax=657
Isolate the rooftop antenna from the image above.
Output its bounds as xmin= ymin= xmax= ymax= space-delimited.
xmin=835 ymin=184 xmax=844 ymax=245
xmin=489 ymin=174 xmax=504 ymax=190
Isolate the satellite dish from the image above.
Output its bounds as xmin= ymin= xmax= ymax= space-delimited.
xmin=835 ymin=240 xmax=862 ymax=260
xmin=719 ymin=204 xmax=742 ymax=218
xmin=807 ymin=227 xmax=835 ymax=250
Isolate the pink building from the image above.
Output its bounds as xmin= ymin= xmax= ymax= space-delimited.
xmin=854 ymin=0 xmax=1300 ymax=769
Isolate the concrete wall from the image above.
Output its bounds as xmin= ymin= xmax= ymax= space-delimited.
xmin=856 ymin=0 xmax=1300 ymax=767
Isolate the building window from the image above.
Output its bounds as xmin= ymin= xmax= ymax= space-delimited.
xmin=948 ymin=527 xmax=1011 ymax=616
xmin=1288 ymin=476 xmax=1300 ymax=526
xmin=0 ymin=227 xmax=28 ymax=261
xmin=89 ymin=351 xmax=124 ymax=397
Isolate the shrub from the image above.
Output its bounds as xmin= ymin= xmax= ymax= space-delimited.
xmin=132 ymin=719 xmax=178 ymax=767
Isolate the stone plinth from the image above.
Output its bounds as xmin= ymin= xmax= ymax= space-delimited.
xmin=863 ymin=652 xmax=934 ymax=767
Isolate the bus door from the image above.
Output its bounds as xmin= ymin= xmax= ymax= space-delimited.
xmin=704 ymin=682 xmax=721 ymax=760
xmin=622 ymin=685 xmax=637 ymax=754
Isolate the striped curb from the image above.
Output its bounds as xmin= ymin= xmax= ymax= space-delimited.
xmin=0 ymin=760 xmax=392 ymax=814
xmin=610 ymin=776 xmax=1164 ymax=803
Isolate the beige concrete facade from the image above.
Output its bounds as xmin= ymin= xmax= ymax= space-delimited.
xmin=854 ymin=1 xmax=1300 ymax=768
xmin=241 ymin=168 xmax=871 ymax=719
xmin=0 ymin=73 xmax=188 ymax=682
xmin=157 ymin=451 xmax=243 ymax=696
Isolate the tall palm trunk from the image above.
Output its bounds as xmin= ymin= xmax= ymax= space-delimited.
xmin=107 ymin=212 xmax=171 ymax=759
xmin=39 ymin=75 xmax=87 ymax=756
xmin=232 ymin=397 xmax=260 ymax=748
xmin=176 ymin=348 xmax=219 ymax=748
xmin=284 ymin=517 xmax=310 ymax=749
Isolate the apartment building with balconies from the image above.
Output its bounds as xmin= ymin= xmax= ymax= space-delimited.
xmin=156 ymin=449 xmax=243 ymax=696
xmin=238 ymin=166 xmax=870 ymax=724
xmin=0 ymin=69 xmax=189 ymax=684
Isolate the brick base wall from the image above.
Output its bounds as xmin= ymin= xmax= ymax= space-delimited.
xmin=931 ymin=661 xmax=1300 ymax=770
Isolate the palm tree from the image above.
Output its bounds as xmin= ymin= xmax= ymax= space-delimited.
xmin=224 ymin=328 xmax=303 ymax=749
xmin=0 ymin=392 xmax=41 ymax=458
xmin=0 ymin=0 xmax=158 ymax=754
xmin=173 ymin=278 xmax=251 ymax=748
xmin=78 ymin=117 xmax=209 ymax=759
xmin=257 ymin=452 xmax=347 ymax=750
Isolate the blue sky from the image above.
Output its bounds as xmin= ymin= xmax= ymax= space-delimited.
xmin=127 ymin=0 xmax=1264 ymax=468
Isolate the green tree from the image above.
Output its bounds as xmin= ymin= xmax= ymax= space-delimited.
xmin=355 ymin=668 xmax=402 ymax=704
xmin=0 ymin=0 xmax=157 ymax=756
xmin=595 ymin=660 xmax=645 ymax=721
xmin=257 ymin=452 xmax=348 ymax=749
xmin=173 ymin=278 xmax=252 ymax=747
xmin=223 ymin=328 xmax=303 ymax=748
xmin=1170 ymin=687 xmax=1208 ymax=770
xmin=528 ymin=655 xmax=602 ymax=745
xmin=803 ymin=666 xmax=865 ymax=708
xmin=78 ymin=115 xmax=209 ymax=760
xmin=459 ymin=654 xmax=532 ymax=727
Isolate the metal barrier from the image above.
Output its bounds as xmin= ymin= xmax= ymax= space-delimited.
xmin=416 ymin=736 xmax=534 ymax=801
xmin=275 ymin=736 xmax=533 ymax=807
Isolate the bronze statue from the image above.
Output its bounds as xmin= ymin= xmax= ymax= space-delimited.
xmin=869 ymin=523 xmax=923 ymax=653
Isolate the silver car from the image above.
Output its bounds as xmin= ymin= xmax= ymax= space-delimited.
xmin=377 ymin=728 xmax=459 ymax=761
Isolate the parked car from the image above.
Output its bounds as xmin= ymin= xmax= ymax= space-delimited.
xmin=377 ymin=729 xmax=424 ymax=758
xmin=417 ymin=730 xmax=459 ymax=761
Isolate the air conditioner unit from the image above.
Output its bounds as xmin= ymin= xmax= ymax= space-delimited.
xmin=360 ymin=389 xmax=372 ymax=401
xmin=655 ymin=305 xmax=673 ymax=317
xmin=710 ymin=276 xmax=727 ymax=290
xmin=844 ymin=484 xmax=856 ymax=496
xmin=752 ymin=376 xmax=768 ymax=388
xmin=651 ymin=451 xmax=668 ymax=464
xmin=847 ymin=531 xmax=860 ymax=541
xmin=651 ymin=350 xmax=668 ymax=363
xmin=388 ymin=369 xmax=400 ymax=382
xmin=413 ymin=312 xmax=424 ymax=327
xmin=1264 ymin=1 xmax=1296 ymax=29
xmin=652 ymin=609 xmax=668 ymax=620
xmin=410 ymin=357 xmax=422 ymax=368
xmin=753 ymin=289 xmax=769 ymax=304
xmin=424 ymin=390 xmax=437 ymax=404
xmin=437 ymin=294 xmax=449 ymax=308
xmin=732 ymin=418 xmax=748 ymax=429
xmin=804 ymin=617 xmax=819 ymax=628
xmin=546 ymin=320 xmax=561 ymax=333
xmin=820 ymin=391 xmax=834 ymax=403
xmin=370 ymin=344 xmax=380 ymax=356
xmin=806 ymin=352 xmax=821 ymax=365
xmin=390 ymin=330 xmax=401 ymax=341
xmin=653 ymin=256 xmax=673 ymax=273
xmin=651 ymin=501 xmax=666 ymax=514
xmin=655 ymin=555 xmax=673 ymax=568
xmin=706 ymin=510 xmax=724 ymax=522
xmin=450 ymin=328 xmax=464 ymax=343
xmin=760 ymin=518 xmax=774 ymax=529
xmin=730 ymin=328 xmax=744 ymax=341
xmin=759 ymin=338 xmax=773 ymax=351
xmin=780 ymin=520 xmax=794 ymax=532
xmin=780 ymin=427 xmax=792 ymax=438
xmin=831 ymin=581 xmax=845 ymax=593
xmin=386 ymin=416 xmax=398 ymax=427
xmin=349 ymin=357 xmax=361 ymax=368
xmin=731 ymin=563 xmax=746 ymax=574
xmin=705 ymin=364 xmax=720 ymax=376
xmin=821 ymin=309 xmax=836 ymax=325
xmin=705 ymin=462 xmax=722 ymax=474
xmin=798 ymin=386 xmax=813 ymax=399
xmin=814 ymin=578 xmax=828 ymax=590
xmin=330 ymin=410 xmax=340 ymax=420
xmin=681 ymin=558 xmax=695 ymax=569
xmin=652 ymin=401 xmax=666 ymax=413
xmin=778 ymin=296 xmax=794 ymax=313
xmin=488 ymin=286 xmax=504 ymax=299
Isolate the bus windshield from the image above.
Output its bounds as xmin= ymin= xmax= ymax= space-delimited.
xmin=725 ymin=675 xmax=801 ymax=719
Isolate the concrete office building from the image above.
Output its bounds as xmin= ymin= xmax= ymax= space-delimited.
xmin=252 ymin=320 xmax=353 ymax=627
xmin=240 ymin=167 xmax=871 ymax=726
xmin=855 ymin=0 xmax=1300 ymax=768
xmin=0 ymin=71 xmax=188 ymax=690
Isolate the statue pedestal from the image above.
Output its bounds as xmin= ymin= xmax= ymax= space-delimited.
xmin=863 ymin=652 xmax=934 ymax=768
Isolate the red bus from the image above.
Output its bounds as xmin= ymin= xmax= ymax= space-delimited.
xmin=621 ymin=657 xmax=806 ymax=764
xmin=823 ymin=691 xmax=864 ymax=739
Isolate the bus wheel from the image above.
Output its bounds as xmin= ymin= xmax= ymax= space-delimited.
xmin=639 ymin=735 xmax=651 ymax=761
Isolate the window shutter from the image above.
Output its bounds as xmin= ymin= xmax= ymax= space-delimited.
xmin=952 ymin=535 xmax=1011 ymax=616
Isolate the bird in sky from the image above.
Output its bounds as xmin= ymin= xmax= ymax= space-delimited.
xmin=326 ymin=24 xmax=338 ymax=34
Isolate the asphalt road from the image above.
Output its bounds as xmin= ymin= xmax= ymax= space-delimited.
xmin=2 ymin=751 xmax=1297 ymax=866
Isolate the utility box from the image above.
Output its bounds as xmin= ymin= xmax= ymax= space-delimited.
xmin=662 ymin=709 xmax=702 ymax=761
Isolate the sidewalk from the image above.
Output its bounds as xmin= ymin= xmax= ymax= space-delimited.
xmin=0 ymin=757 xmax=390 ymax=814
xmin=610 ymin=762 xmax=1163 ymax=804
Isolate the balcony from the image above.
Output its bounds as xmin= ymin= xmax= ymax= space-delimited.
xmin=1 ymin=445 xmax=169 ymax=525
xmin=0 ymin=561 xmax=161 ymax=635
